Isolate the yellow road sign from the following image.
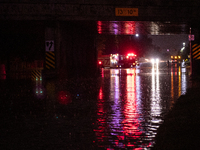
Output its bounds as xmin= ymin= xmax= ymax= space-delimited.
xmin=115 ymin=8 xmax=138 ymax=16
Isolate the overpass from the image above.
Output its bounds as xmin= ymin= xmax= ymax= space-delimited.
xmin=0 ymin=0 xmax=200 ymax=22
xmin=0 ymin=0 xmax=200 ymax=78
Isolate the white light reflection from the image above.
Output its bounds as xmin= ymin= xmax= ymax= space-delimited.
xmin=136 ymin=68 xmax=141 ymax=111
xmin=109 ymin=22 xmax=120 ymax=35
xmin=109 ymin=69 xmax=123 ymax=147
xmin=181 ymin=67 xmax=187 ymax=95
xmin=150 ymin=22 xmax=160 ymax=35
xmin=149 ymin=61 xmax=162 ymax=142
xmin=178 ymin=66 xmax=181 ymax=97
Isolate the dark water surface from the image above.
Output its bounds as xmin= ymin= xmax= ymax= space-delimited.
xmin=0 ymin=62 xmax=190 ymax=150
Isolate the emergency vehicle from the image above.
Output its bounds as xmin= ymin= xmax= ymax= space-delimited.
xmin=98 ymin=53 xmax=138 ymax=68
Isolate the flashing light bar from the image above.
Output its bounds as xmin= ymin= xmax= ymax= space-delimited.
xmin=127 ymin=53 xmax=136 ymax=56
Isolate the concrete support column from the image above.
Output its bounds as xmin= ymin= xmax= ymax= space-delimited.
xmin=44 ymin=22 xmax=59 ymax=78
xmin=44 ymin=21 xmax=97 ymax=79
xmin=190 ymin=27 xmax=200 ymax=78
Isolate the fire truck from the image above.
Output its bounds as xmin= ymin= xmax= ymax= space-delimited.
xmin=98 ymin=53 xmax=138 ymax=68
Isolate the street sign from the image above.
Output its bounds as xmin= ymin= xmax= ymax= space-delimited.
xmin=189 ymin=35 xmax=194 ymax=41
xmin=115 ymin=8 xmax=138 ymax=16
xmin=45 ymin=40 xmax=54 ymax=52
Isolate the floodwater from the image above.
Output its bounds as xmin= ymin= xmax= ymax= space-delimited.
xmin=0 ymin=62 xmax=190 ymax=150
xmin=95 ymin=62 xmax=190 ymax=149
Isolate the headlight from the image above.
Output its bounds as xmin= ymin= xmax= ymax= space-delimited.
xmin=151 ymin=58 xmax=159 ymax=63
xmin=156 ymin=58 xmax=159 ymax=63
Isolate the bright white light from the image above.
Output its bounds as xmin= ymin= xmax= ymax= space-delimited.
xmin=151 ymin=58 xmax=159 ymax=65
xmin=181 ymin=47 xmax=185 ymax=52
xmin=136 ymin=34 xmax=139 ymax=37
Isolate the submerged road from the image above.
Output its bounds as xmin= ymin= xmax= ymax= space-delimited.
xmin=0 ymin=61 xmax=190 ymax=149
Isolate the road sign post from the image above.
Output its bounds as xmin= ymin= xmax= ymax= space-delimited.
xmin=45 ymin=40 xmax=54 ymax=52
xmin=45 ymin=40 xmax=56 ymax=70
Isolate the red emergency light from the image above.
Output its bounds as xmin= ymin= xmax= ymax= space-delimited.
xmin=98 ymin=61 xmax=102 ymax=65
xmin=126 ymin=53 xmax=137 ymax=58
xmin=127 ymin=53 xmax=136 ymax=56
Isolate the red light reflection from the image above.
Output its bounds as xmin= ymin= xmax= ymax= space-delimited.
xmin=123 ymin=69 xmax=142 ymax=138
xmin=99 ymin=87 xmax=103 ymax=100
xmin=0 ymin=64 xmax=6 ymax=79
xmin=97 ymin=21 xmax=102 ymax=34
xmin=97 ymin=21 xmax=137 ymax=35
xmin=95 ymin=86 xmax=107 ymax=143
xmin=58 ymin=91 xmax=72 ymax=105
xmin=95 ymin=69 xmax=146 ymax=149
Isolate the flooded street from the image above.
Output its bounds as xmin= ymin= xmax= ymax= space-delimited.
xmin=96 ymin=62 xmax=190 ymax=149
xmin=0 ymin=62 xmax=190 ymax=150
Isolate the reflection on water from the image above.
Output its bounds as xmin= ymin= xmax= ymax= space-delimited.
xmin=97 ymin=21 xmax=189 ymax=35
xmin=1 ymin=61 xmax=190 ymax=149
xmin=95 ymin=63 xmax=189 ymax=149
xmin=149 ymin=61 xmax=161 ymax=143
xmin=170 ymin=65 xmax=187 ymax=108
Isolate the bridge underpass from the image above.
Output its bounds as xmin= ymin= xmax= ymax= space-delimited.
xmin=1 ymin=1 xmax=200 ymax=78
